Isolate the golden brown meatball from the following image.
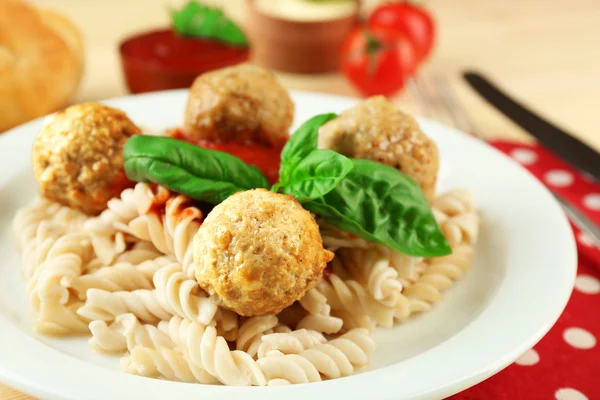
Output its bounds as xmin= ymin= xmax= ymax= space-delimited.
xmin=32 ymin=102 xmax=140 ymax=215
xmin=319 ymin=96 xmax=440 ymax=202
xmin=193 ymin=189 xmax=333 ymax=317
xmin=183 ymin=64 xmax=294 ymax=148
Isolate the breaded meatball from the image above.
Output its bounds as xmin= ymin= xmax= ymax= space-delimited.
xmin=32 ymin=102 xmax=140 ymax=215
xmin=319 ymin=96 xmax=440 ymax=202
xmin=193 ymin=189 xmax=333 ymax=317
xmin=184 ymin=64 xmax=294 ymax=148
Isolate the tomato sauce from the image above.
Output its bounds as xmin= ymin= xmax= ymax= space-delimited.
xmin=119 ymin=29 xmax=250 ymax=93
xmin=168 ymin=128 xmax=282 ymax=184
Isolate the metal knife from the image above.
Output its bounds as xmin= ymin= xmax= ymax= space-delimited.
xmin=463 ymin=71 xmax=600 ymax=182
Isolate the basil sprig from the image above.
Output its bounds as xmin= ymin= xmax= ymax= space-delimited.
xmin=305 ymin=159 xmax=451 ymax=257
xmin=122 ymin=112 xmax=451 ymax=257
xmin=277 ymin=114 xmax=353 ymax=202
xmin=124 ymin=136 xmax=268 ymax=204
xmin=172 ymin=1 xmax=248 ymax=47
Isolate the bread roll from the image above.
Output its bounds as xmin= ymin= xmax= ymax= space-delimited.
xmin=0 ymin=0 xmax=84 ymax=132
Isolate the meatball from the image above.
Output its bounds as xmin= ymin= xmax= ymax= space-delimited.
xmin=193 ymin=189 xmax=333 ymax=316
xmin=183 ymin=64 xmax=294 ymax=148
xmin=32 ymin=102 xmax=140 ymax=215
xmin=319 ymin=96 xmax=440 ymax=202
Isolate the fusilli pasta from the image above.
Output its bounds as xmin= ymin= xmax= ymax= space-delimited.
xmin=152 ymin=262 xmax=218 ymax=324
xmin=89 ymin=313 xmax=173 ymax=353
xmin=257 ymin=329 xmax=375 ymax=383
xmin=13 ymin=186 xmax=479 ymax=385
xmin=127 ymin=194 xmax=203 ymax=278
xmin=157 ymin=317 xmax=266 ymax=385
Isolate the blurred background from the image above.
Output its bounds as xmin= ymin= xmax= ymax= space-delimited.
xmin=1 ymin=0 xmax=599 ymax=149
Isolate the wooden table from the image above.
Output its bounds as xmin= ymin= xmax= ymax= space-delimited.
xmin=2 ymin=0 xmax=599 ymax=398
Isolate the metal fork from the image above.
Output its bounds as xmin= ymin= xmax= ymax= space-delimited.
xmin=410 ymin=75 xmax=600 ymax=248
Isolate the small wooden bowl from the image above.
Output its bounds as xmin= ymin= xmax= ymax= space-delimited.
xmin=246 ymin=0 xmax=358 ymax=74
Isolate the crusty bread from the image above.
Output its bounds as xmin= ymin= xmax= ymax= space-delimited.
xmin=0 ymin=0 xmax=84 ymax=132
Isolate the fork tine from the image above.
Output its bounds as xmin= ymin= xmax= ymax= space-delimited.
xmin=432 ymin=75 xmax=482 ymax=139
xmin=409 ymin=76 xmax=454 ymax=127
xmin=407 ymin=77 xmax=433 ymax=119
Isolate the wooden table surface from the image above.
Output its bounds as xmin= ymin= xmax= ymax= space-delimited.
xmin=2 ymin=0 xmax=599 ymax=398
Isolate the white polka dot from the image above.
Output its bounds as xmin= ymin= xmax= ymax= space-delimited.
xmin=574 ymin=275 xmax=600 ymax=294
xmin=578 ymin=232 xmax=597 ymax=247
xmin=515 ymin=348 xmax=539 ymax=366
xmin=511 ymin=148 xmax=538 ymax=165
xmin=555 ymin=388 xmax=589 ymax=400
xmin=582 ymin=193 xmax=600 ymax=210
xmin=563 ymin=327 xmax=596 ymax=349
xmin=545 ymin=170 xmax=574 ymax=187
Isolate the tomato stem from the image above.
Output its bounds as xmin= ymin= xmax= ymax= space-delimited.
xmin=363 ymin=30 xmax=382 ymax=78
xmin=364 ymin=30 xmax=382 ymax=54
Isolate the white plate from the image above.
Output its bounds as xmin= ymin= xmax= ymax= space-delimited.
xmin=0 ymin=90 xmax=576 ymax=400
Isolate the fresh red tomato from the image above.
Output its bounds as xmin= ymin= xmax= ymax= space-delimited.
xmin=340 ymin=26 xmax=417 ymax=97
xmin=368 ymin=2 xmax=435 ymax=63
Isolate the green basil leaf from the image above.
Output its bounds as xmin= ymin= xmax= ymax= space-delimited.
xmin=172 ymin=1 xmax=200 ymax=34
xmin=172 ymin=1 xmax=248 ymax=47
xmin=124 ymin=135 xmax=268 ymax=204
xmin=305 ymin=159 xmax=451 ymax=257
xmin=280 ymin=149 xmax=353 ymax=202
xmin=279 ymin=113 xmax=338 ymax=184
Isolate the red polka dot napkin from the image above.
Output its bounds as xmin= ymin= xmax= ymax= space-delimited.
xmin=449 ymin=141 xmax=600 ymax=400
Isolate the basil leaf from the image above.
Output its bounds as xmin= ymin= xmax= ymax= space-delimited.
xmin=305 ymin=159 xmax=451 ymax=257
xmin=172 ymin=1 xmax=248 ymax=47
xmin=124 ymin=135 xmax=268 ymax=204
xmin=280 ymin=149 xmax=353 ymax=202
xmin=279 ymin=113 xmax=338 ymax=184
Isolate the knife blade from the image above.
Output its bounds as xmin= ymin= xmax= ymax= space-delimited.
xmin=463 ymin=71 xmax=600 ymax=181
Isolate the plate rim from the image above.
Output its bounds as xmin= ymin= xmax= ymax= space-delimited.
xmin=0 ymin=89 xmax=577 ymax=400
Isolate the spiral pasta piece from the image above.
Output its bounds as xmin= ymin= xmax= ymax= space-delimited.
xmin=122 ymin=346 xmax=219 ymax=384
xmin=35 ymin=302 xmax=89 ymax=335
xmin=13 ymin=198 xmax=59 ymax=251
xmin=298 ymin=288 xmax=328 ymax=315
xmin=89 ymin=313 xmax=174 ymax=353
xmin=21 ymin=230 xmax=93 ymax=335
xmin=152 ymin=263 xmax=218 ymax=325
xmin=157 ymin=317 xmax=266 ymax=386
xmin=127 ymin=194 xmax=203 ymax=278
xmin=83 ymin=184 xmax=163 ymax=264
xmin=340 ymin=248 xmax=404 ymax=308
xmin=316 ymin=273 xmax=398 ymax=329
xmin=432 ymin=189 xmax=475 ymax=216
xmin=432 ymin=189 xmax=479 ymax=248
xmin=257 ymin=329 xmax=375 ymax=383
xmin=257 ymin=329 xmax=327 ymax=358
xmin=77 ymin=288 xmax=173 ymax=324
xmin=297 ymin=287 xmax=343 ymax=334
xmin=84 ymin=183 xmax=160 ymax=236
xmin=236 ymin=315 xmax=279 ymax=357
xmin=215 ymin=307 xmax=239 ymax=341
xmin=22 ymin=220 xmax=64 ymax=280
xmin=65 ymin=262 xmax=155 ymax=298
xmin=88 ymin=232 xmax=128 ymax=267
xmin=404 ymin=245 xmax=474 ymax=314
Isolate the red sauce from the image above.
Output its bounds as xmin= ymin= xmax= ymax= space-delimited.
xmin=168 ymin=128 xmax=282 ymax=184
xmin=108 ymin=170 xmax=135 ymax=199
xmin=119 ymin=29 xmax=250 ymax=93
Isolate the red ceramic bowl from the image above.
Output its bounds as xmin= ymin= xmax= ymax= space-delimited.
xmin=119 ymin=29 xmax=250 ymax=93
